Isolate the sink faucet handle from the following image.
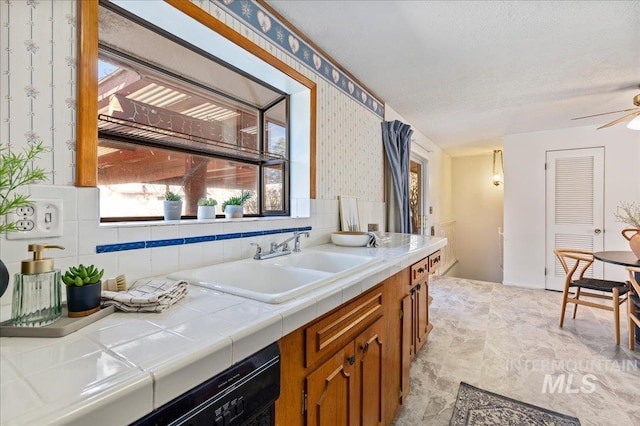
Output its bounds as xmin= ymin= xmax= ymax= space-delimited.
xmin=250 ymin=243 xmax=262 ymax=259
xmin=293 ymin=231 xmax=309 ymax=252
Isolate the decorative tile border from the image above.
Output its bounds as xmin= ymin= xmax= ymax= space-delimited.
xmin=96 ymin=226 xmax=313 ymax=253
xmin=213 ymin=0 xmax=384 ymax=118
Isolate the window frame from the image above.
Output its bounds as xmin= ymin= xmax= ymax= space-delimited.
xmin=96 ymin=43 xmax=291 ymax=221
xmin=77 ymin=0 xmax=316 ymax=204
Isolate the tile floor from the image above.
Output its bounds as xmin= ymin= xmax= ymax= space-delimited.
xmin=393 ymin=276 xmax=640 ymax=426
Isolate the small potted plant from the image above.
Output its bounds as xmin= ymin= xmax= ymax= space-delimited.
xmin=164 ymin=191 xmax=183 ymax=220
xmin=197 ymin=197 xmax=218 ymax=220
xmin=62 ymin=264 xmax=104 ymax=317
xmin=222 ymin=190 xmax=252 ymax=218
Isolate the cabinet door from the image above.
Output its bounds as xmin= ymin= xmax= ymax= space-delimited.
xmin=415 ymin=283 xmax=429 ymax=354
xmin=306 ymin=341 xmax=357 ymax=426
xmin=400 ymin=294 xmax=412 ymax=404
xmin=356 ymin=318 xmax=384 ymax=426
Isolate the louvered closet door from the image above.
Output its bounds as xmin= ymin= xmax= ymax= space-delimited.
xmin=545 ymin=148 xmax=604 ymax=291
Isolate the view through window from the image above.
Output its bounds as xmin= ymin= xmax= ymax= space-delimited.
xmin=97 ymin=5 xmax=289 ymax=220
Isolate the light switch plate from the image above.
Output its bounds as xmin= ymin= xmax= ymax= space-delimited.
xmin=6 ymin=199 xmax=63 ymax=239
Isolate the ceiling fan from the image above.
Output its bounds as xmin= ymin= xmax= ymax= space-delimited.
xmin=571 ymin=88 xmax=640 ymax=130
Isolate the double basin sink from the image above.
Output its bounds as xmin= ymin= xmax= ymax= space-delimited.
xmin=168 ymin=249 xmax=382 ymax=304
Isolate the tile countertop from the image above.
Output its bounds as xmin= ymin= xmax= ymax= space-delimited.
xmin=0 ymin=233 xmax=447 ymax=426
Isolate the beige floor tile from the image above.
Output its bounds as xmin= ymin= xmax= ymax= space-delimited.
xmin=393 ymin=276 xmax=640 ymax=426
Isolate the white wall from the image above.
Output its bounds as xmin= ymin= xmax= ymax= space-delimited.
xmin=503 ymin=124 xmax=640 ymax=288
xmin=452 ymin=154 xmax=504 ymax=283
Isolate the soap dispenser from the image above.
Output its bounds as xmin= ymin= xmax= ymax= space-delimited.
xmin=11 ymin=244 xmax=65 ymax=327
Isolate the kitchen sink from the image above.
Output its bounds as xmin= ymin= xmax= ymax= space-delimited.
xmin=265 ymin=250 xmax=378 ymax=275
xmin=168 ymin=250 xmax=381 ymax=304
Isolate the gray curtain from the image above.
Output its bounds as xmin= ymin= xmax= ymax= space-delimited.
xmin=382 ymin=120 xmax=413 ymax=233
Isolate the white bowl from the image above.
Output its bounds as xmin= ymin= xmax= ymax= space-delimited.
xmin=331 ymin=231 xmax=370 ymax=247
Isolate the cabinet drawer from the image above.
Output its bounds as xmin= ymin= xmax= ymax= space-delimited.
xmin=428 ymin=251 xmax=441 ymax=273
xmin=410 ymin=258 xmax=429 ymax=286
xmin=305 ymin=288 xmax=383 ymax=368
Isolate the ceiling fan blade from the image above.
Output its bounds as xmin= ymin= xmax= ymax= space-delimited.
xmin=597 ymin=110 xmax=640 ymax=129
xmin=572 ymin=108 xmax=639 ymax=120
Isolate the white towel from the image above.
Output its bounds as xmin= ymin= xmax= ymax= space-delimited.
xmin=367 ymin=232 xmax=380 ymax=248
xmin=101 ymin=278 xmax=188 ymax=313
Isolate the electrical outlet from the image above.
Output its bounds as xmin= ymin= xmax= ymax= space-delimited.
xmin=6 ymin=199 xmax=63 ymax=240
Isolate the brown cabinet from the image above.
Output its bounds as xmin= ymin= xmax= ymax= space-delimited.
xmin=276 ymin=251 xmax=440 ymax=426
xmin=400 ymin=253 xmax=437 ymax=402
xmin=276 ymin=284 xmax=388 ymax=426
xmin=404 ymin=256 xmax=432 ymax=361
xmin=305 ymin=318 xmax=384 ymax=426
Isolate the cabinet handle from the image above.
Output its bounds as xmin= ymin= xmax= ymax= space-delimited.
xmin=416 ymin=283 xmax=421 ymax=291
xmin=417 ymin=268 xmax=424 ymax=274
xmin=361 ymin=342 xmax=369 ymax=353
xmin=347 ymin=355 xmax=356 ymax=365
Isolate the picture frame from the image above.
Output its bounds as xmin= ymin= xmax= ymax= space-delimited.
xmin=339 ymin=195 xmax=360 ymax=231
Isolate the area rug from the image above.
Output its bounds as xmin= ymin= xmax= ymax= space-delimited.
xmin=449 ymin=382 xmax=581 ymax=425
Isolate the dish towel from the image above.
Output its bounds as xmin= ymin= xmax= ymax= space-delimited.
xmin=101 ymin=278 xmax=188 ymax=313
xmin=367 ymin=232 xmax=380 ymax=248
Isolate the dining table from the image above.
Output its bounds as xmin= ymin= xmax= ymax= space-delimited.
xmin=593 ymin=250 xmax=640 ymax=346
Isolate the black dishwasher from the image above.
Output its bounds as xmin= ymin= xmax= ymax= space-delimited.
xmin=131 ymin=342 xmax=280 ymax=426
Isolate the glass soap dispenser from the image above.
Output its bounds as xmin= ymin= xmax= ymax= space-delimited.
xmin=11 ymin=244 xmax=65 ymax=327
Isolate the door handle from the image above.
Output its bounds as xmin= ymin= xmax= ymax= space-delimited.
xmin=594 ymin=229 xmax=602 ymax=234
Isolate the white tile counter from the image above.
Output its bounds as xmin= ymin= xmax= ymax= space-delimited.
xmin=0 ymin=233 xmax=446 ymax=425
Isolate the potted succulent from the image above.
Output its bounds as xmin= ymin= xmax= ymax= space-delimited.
xmin=164 ymin=191 xmax=183 ymax=220
xmin=62 ymin=264 xmax=104 ymax=317
xmin=222 ymin=191 xmax=252 ymax=218
xmin=197 ymin=197 xmax=218 ymax=220
xmin=0 ymin=141 xmax=49 ymax=297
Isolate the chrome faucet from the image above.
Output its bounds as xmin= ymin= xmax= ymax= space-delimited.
xmin=251 ymin=231 xmax=310 ymax=260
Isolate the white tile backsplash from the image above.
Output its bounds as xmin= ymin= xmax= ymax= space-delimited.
xmin=77 ymin=187 xmax=101 ymax=221
xmin=0 ymin=190 xmax=384 ymax=308
xmin=178 ymin=243 xmax=204 ymax=271
xmin=118 ymin=249 xmax=152 ymax=282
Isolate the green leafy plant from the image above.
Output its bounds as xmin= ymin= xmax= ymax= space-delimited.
xmin=0 ymin=141 xmax=49 ymax=234
xmin=62 ymin=264 xmax=104 ymax=287
xmin=198 ymin=197 xmax=218 ymax=207
xmin=615 ymin=201 xmax=640 ymax=228
xmin=165 ymin=191 xmax=181 ymax=201
xmin=222 ymin=190 xmax=252 ymax=211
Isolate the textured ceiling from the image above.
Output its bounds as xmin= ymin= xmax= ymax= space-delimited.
xmin=266 ymin=1 xmax=640 ymax=156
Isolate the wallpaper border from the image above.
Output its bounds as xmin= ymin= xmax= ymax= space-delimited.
xmin=212 ymin=0 xmax=384 ymax=118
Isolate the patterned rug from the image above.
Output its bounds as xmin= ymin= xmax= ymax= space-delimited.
xmin=449 ymin=382 xmax=581 ymax=426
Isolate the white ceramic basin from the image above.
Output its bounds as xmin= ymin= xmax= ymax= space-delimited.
xmin=168 ymin=250 xmax=381 ymax=304
xmin=266 ymin=250 xmax=378 ymax=275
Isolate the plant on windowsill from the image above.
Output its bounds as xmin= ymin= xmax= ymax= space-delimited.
xmin=0 ymin=140 xmax=49 ymax=297
xmin=615 ymin=201 xmax=640 ymax=259
xmin=62 ymin=264 xmax=104 ymax=317
xmin=197 ymin=197 xmax=218 ymax=220
xmin=164 ymin=191 xmax=183 ymax=221
xmin=221 ymin=191 xmax=252 ymax=218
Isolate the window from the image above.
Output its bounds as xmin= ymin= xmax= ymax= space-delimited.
xmin=97 ymin=5 xmax=289 ymax=220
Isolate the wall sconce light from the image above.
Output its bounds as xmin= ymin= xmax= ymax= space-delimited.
xmin=492 ymin=149 xmax=504 ymax=186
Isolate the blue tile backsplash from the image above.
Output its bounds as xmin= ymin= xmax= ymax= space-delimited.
xmin=96 ymin=226 xmax=313 ymax=253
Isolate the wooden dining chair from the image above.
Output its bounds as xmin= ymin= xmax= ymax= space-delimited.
xmin=553 ymin=249 xmax=629 ymax=344
xmin=625 ymin=266 xmax=640 ymax=350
